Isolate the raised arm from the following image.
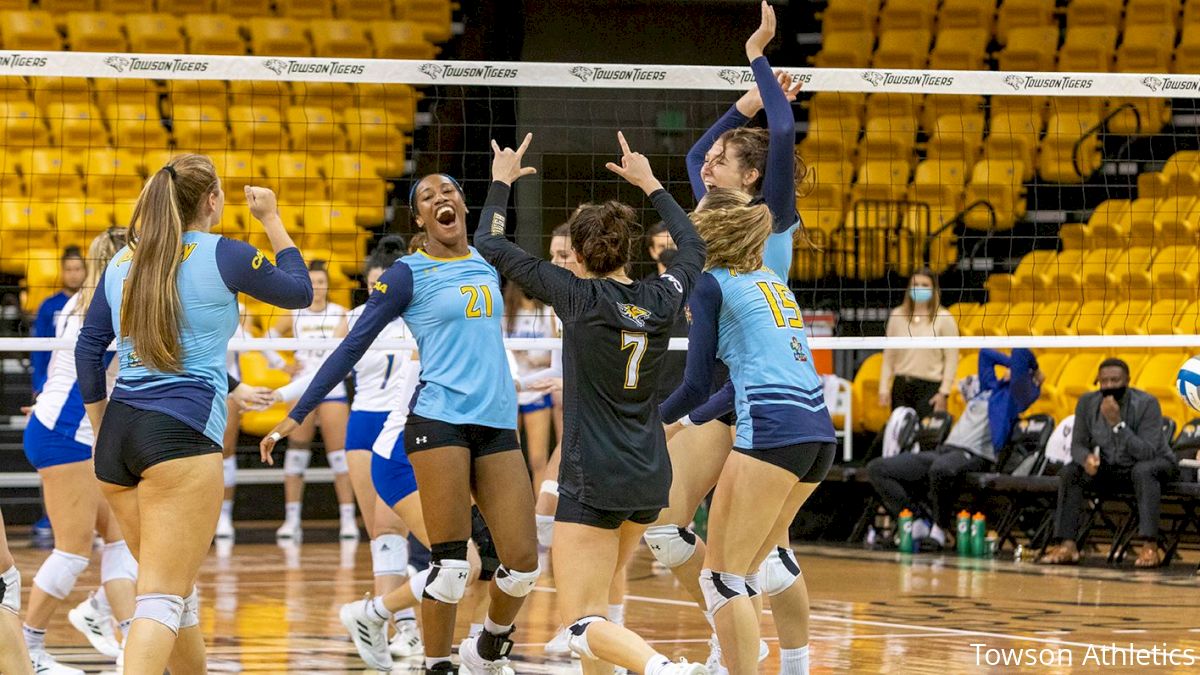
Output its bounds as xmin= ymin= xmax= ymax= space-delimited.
xmin=747 ymin=2 xmax=799 ymax=233
xmin=686 ymin=106 xmax=750 ymax=201
xmin=978 ymin=348 xmax=1010 ymax=393
xmin=216 ymin=239 xmax=312 ymax=310
xmin=660 ymin=273 xmax=723 ymax=424
xmin=648 ymin=188 xmax=705 ymax=299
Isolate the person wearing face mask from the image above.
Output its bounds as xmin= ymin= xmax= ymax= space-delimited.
xmin=1039 ymin=358 xmax=1179 ymax=567
xmin=878 ymin=270 xmax=959 ymax=419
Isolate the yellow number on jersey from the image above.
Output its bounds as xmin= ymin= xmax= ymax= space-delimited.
xmin=460 ymin=285 xmax=494 ymax=319
xmin=755 ymin=281 xmax=803 ymax=329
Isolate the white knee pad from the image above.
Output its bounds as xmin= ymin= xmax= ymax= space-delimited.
xmin=133 ymin=593 xmax=185 ymax=635
xmin=422 ymin=559 xmax=471 ymax=604
xmin=540 ymin=480 xmax=559 ymax=497
xmin=223 ymin=456 xmax=237 ymax=489
xmin=700 ymin=569 xmax=748 ymax=617
xmin=535 ymin=514 xmax=555 ymax=548
xmin=371 ymin=534 xmax=409 ymax=577
xmin=408 ymin=567 xmax=430 ymax=603
xmin=100 ymin=541 xmax=138 ymax=584
xmin=494 ymin=564 xmax=540 ymax=598
xmin=643 ymin=524 xmax=697 ymax=568
xmin=0 ymin=566 xmax=20 ymax=614
xmin=180 ymin=587 xmax=200 ymax=629
xmin=283 ymin=448 xmax=312 ymax=476
xmin=327 ymin=449 xmax=349 ymax=475
xmin=33 ymin=549 xmax=89 ymax=600
xmin=744 ymin=571 xmax=760 ymax=598
xmin=566 ymin=615 xmax=607 ymax=660
xmin=760 ymin=546 xmax=803 ymax=596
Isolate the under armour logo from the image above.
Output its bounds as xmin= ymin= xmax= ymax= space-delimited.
xmin=415 ymin=436 xmax=428 ymax=444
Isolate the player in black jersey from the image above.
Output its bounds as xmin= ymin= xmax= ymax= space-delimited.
xmin=476 ymin=132 xmax=707 ymax=675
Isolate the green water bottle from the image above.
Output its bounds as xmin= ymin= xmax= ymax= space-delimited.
xmin=956 ymin=510 xmax=972 ymax=556
xmin=693 ymin=500 xmax=709 ymax=541
xmin=971 ymin=512 xmax=987 ymax=558
xmin=898 ymin=508 xmax=914 ymax=553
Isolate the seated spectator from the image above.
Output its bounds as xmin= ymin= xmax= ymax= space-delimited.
xmin=868 ymin=349 xmax=1042 ymax=548
xmin=1039 ymin=358 xmax=1179 ymax=568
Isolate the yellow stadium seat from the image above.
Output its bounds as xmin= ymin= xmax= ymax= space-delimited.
xmin=228 ymin=80 xmax=291 ymax=116
xmin=1177 ymin=300 xmax=1200 ymax=333
xmin=851 ymin=159 xmax=909 ymax=203
xmin=158 ymin=0 xmax=214 ymax=13
xmin=1151 ymin=245 xmax=1200 ymax=301
xmin=1119 ymin=197 xmax=1157 ymax=247
xmin=1151 ymin=195 xmax=1199 ymax=245
xmin=65 ymin=12 xmax=128 ymax=52
xmin=0 ymin=75 xmax=26 ymax=104
xmin=927 ymin=113 xmax=984 ymax=172
xmin=998 ymin=26 xmax=1059 ymax=71
xmin=40 ymin=0 xmax=94 ymax=10
xmin=0 ymin=147 xmax=26 ymax=199
xmin=183 ymin=13 xmax=245 ymax=55
xmin=949 ymin=302 xmax=984 ymax=335
xmin=816 ymin=30 xmax=874 ymax=68
xmin=28 ymin=149 xmax=83 ymax=200
xmin=1118 ymin=23 xmax=1176 ymax=72
xmin=126 ymin=13 xmax=186 ymax=53
xmin=928 ymin=27 xmax=988 ymax=70
xmin=229 ymin=104 xmax=285 ymax=150
xmin=1047 ymin=352 xmax=1103 ymax=413
xmin=1147 ymin=298 xmax=1194 ymax=333
xmin=880 ymin=0 xmax=937 ymax=31
xmin=397 ymin=0 xmax=453 ymax=43
xmin=1076 ymin=246 xmax=1128 ymax=301
xmin=0 ymin=11 xmax=63 ymax=50
xmin=1059 ymin=25 xmax=1119 ymax=72
xmin=302 ymin=203 xmax=371 ymax=265
xmin=107 ymin=102 xmax=170 ymax=149
xmin=984 ymin=97 xmax=1045 ymax=181
xmin=1115 ymin=246 xmax=1157 ymax=299
xmin=864 ymin=93 xmax=919 ymax=125
xmin=168 ymin=80 xmax=227 ymax=111
xmin=939 ymin=0 xmax=994 ymax=30
xmin=964 ymin=159 xmax=1024 ymax=230
xmin=335 ymin=0 xmax=393 ymax=21
xmin=976 ymin=301 xmax=1026 ymax=336
xmin=213 ymin=0 xmax=271 ymax=17
xmin=130 ymin=148 xmax=172 ymax=177
xmin=997 ymin=0 xmax=1055 ymax=43
xmin=210 ymin=150 xmax=258 ymax=203
xmin=45 ymin=102 xmax=106 ymax=149
xmin=1036 ymin=249 xmax=1085 ymax=299
xmin=850 ymin=352 xmax=890 ymax=433
xmin=985 ymin=249 xmax=1053 ymax=303
xmin=920 ymin=94 xmax=983 ymax=136
xmin=822 ymin=0 xmax=880 ymax=32
xmin=354 ymin=84 xmax=418 ymax=130
xmin=1067 ymin=0 xmax=1125 ymax=26
xmin=99 ymin=0 xmax=154 ymax=11
xmin=1073 ymin=300 xmax=1108 ymax=335
xmin=285 ymin=105 xmax=342 ymax=152
xmin=171 ymin=104 xmax=228 ymax=151
xmin=276 ymin=0 xmax=332 ymax=18
xmin=1058 ymin=222 xmax=1087 ymax=250
xmin=1083 ymin=199 xmax=1132 ymax=248
xmin=1030 ymin=301 xmax=1080 ymax=336
xmin=1128 ymin=0 xmax=1180 ymax=27
xmin=0 ymin=101 xmax=49 ymax=147
xmin=29 ymin=77 xmax=90 ymax=110
xmin=798 ymin=117 xmax=859 ymax=165
xmin=873 ymin=28 xmax=931 ymax=69
xmin=0 ymin=201 xmax=55 ymax=261
xmin=247 ymin=17 xmax=311 ymax=56
xmin=1161 ymin=150 xmax=1200 ymax=194
xmin=291 ymin=82 xmax=356 ymax=112
xmin=260 ymin=151 xmax=325 ymax=205
xmin=84 ymin=148 xmax=143 ymax=201
xmin=1038 ymin=113 xmax=1103 ymax=184
xmin=859 ymin=116 xmax=916 ymax=163
xmin=341 ymin=106 xmax=408 ymax=156
xmin=910 ymin=158 xmax=966 ymax=212
xmin=325 ymin=152 xmax=385 ymax=207
xmin=833 ymin=217 xmax=891 ymax=280
xmin=53 ymin=200 xmax=115 ymax=251
xmin=1186 ymin=0 xmax=1200 ymax=25
xmin=94 ymin=78 xmax=160 ymax=111
xmin=809 ymin=92 xmax=866 ymax=129
xmin=311 ymin=18 xmax=372 ymax=58
xmin=796 ymin=160 xmax=851 ymax=237
xmin=1175 ymin=22 xmax=1200 ymax=72
xmin=23 ymin=248 xmax=62 ymax=314
xmin=1135 ymin=353 xmax=1191 ymax=427
xmin=371 ymin=20 xmax=438 ymax=60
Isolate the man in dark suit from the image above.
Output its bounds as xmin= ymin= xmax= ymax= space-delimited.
xmin=1040 ymin=358 xmax=1179 ymax=567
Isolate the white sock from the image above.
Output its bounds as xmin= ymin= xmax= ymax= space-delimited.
xmin=644 ymin=654 xmax=672 ymax=675
xmin=221 ymin=500 xmax=234 ymax=519
xmin=608 ymin=603 xmax=625 ymax=626
xmin=23 ymin=625 xmax=45 ymax=652
xmin=426 ymin=657 xmax=452 ymax=670
xmin=484 ymin=616 xmax=512 ymax=635
xmin=780 ymin=645 xmax=810 ymax=675
xmin=368 ymin=596 xmax=390 ymax=623
xmin=118 ymin=618 xmax=132 ymax=638
xmin=469 ymin=622 xmax=484 ymax=637
xmin=339 ymin=503 xmax=356 ymax=523
xmin=393 ymin=607 xmax=416 ymax=623
xmin=284 ymin=502 xmax=301 ymax=522
xmin=93 ymin=587 xmax=111 ymax=615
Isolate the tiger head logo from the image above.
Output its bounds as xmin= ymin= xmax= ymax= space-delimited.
xmin=569 ymin=66 xmax=594 ymax=83
xmin=104 ymin=56 xmax=131 ymax=73
xmin=419 ymin=63 xmax=444 ymax=80
xmin=1003 ymin=75 xmax=1027 ymax=91
xmin=861 ymin=71 xmax=885 ymax=87
xmin=1142 ymin=76 xmax=1164 ymax=92
xmin=617 ymin=303 xmax=651 ymax=328
xmin=263 ymin=59 xmax=288 ymax=75
xmin=718 ymin=68 xmax=741 ymax=86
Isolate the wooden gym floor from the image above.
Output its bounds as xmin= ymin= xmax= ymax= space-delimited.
xmin=10 ymin=528 xmax=1200 ymax=674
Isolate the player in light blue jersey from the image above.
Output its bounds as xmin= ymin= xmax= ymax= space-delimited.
xmin=661 ymin=187 xmax=836 ymax=675
xmin=76 ymin=155 xmax=312 ymax=675
xmin=262 ymin=171 xmax=539 ymax=675
xmin=645 ymin=6 xmax=814 ymax=673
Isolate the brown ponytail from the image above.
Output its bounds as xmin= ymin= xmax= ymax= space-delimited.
xmin=568 ymin=201 xmax=637 ymax=277
xmin=691 ymin=188 xmax=773 ymax=274
xmin=122 ymin=154 xmax=218 ymax=372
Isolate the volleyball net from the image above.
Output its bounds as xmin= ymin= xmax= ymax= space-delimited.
xmin=2 ymin=50 xmax=1200 ymax=438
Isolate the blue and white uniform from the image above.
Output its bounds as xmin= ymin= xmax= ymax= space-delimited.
xmin=345 ymin=305 xmax=412 ymax=451
xmin=370 ymin=357 xmax=423 ymax=507
xmin=660 ymin=266 xmax=835 ymax=480
xmin=76 ymin=232 xmax=311 ymax=484
xmin=24 ymin=294 xmax=101 ymax=469
xmin=291 ymin=304 xmax=349 ymax=403
xmin=507 ymin=304 xmax=557 ymax=413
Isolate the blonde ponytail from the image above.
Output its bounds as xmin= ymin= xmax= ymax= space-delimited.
xmin=74 ymin=227 xmax=127 ymax=318
xmin=692 ymin=188 xmax=773 ymax=274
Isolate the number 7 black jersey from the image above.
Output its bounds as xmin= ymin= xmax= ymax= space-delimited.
xmin=475 ymin=182 xmax=705 ymax=511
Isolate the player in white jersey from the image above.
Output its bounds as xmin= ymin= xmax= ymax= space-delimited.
xmin=20 ymin=229 xmax=138 ymax=674
xmin=216 ymin=304 xmax=258 ymax=541
xmin=269 ymin=260 xmax=357 ymax=540
xmin=502 ymin=282 xmax=557 ymax=486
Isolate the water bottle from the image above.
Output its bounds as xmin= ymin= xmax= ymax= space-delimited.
xmin=898 ymin=508 xmax=914 ymax=553
xmin=956 ymin=510 xmax=971 ymax=556
xmin=971 ymin=512 xmax=987 ymax=557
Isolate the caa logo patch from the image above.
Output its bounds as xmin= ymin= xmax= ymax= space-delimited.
xmin=373 ymin=281 xmax=388 ymax=294
xmin=617 ymin=303 xmax=651 ymax=328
